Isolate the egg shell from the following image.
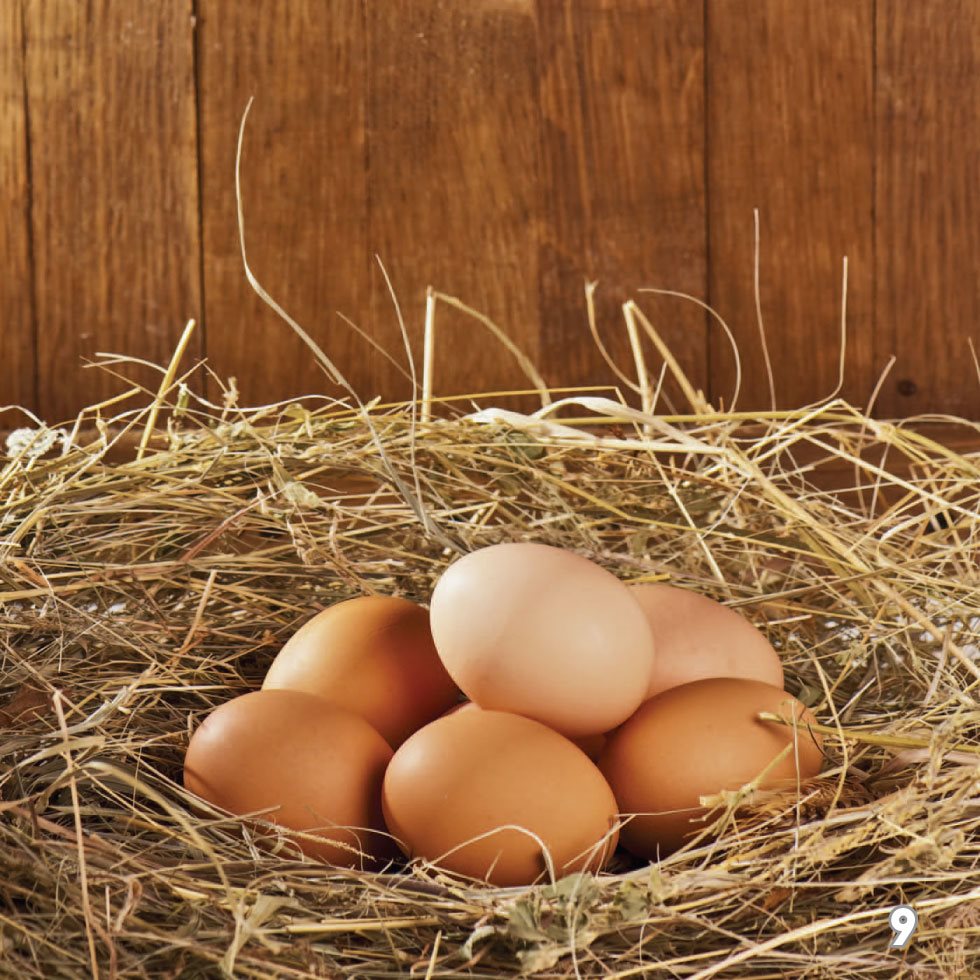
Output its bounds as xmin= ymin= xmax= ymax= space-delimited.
xmin=600 ymin=678 xmax=823 ymax=857
xmin=448 ymin=700 xmax=606 ymax=760
xmin=382 ymin=708 xmax=619 ymax=886
xmin=571 ymin=731 xmax=608 ymax=762
xmin=183 ymin=689 xmax=395 ymax=866
xmin=630 ymin=583 xmax=784 ymax=698
xmin=263 ymin=596 xmax=459 ymax=747
xmin=430 ymin=543 xmax=655 ymax=737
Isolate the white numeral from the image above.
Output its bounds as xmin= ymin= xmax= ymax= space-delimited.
xmin=888 ymin=905 xmax=917 ymax=948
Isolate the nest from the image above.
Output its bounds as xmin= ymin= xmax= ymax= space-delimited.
xmin=2 ymin=306 xmax=980 ymax=979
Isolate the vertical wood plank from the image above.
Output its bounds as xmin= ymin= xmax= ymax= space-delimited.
xmin=197 ymin=1 xmax=371 ymax=406
xmin=876 ymin=1 xmax=980 ymax=419
xmin=365 ymin=0 xmax=540 ymax=403
xmin=707 ymin=0 xmax=874 ymax=411
xmin=537 ymin=0 xmax=707 ymax=408
xmin=0 ymin=1 xmax=36 ymax=415
xmin=25 ymin=0 xmax=201 ymax=421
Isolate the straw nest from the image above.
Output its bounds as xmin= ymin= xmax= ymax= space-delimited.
xmin=2 ymin=308 xmax=979 ymax=980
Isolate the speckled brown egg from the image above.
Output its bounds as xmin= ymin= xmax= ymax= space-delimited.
xmin=600 ymin=678 xmax=823 ymax=858
xmin=630 ymin=583 xmax=784 ymax=698
xmin=184 ymin=689 xmax=395 ymax=866
xmin=263 ymin=596 xmax=459 ymax=747
xmin=382 ymin=708 xmax=619 ymax=886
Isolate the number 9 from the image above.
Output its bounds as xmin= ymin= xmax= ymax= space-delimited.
xmin=888 ymin=905 xmax=917 ymax=948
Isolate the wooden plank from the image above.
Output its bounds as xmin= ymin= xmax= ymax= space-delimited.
xmin=24 ymin=0 xmax=201 ymax=422
xmin=197 ymin=0 xmax=370 ymax=406
xmin=365 ymin=0 xmax=540 ymax=405
xmin=0 ymin=1 xmax=36 ymax=416
xmin=876 ymin=1 xmax=980 ymax=420
xmin=707 ymin=0 xmax=874 ymax=411
xmin=537 ymin=0 xmax=707 ymax=410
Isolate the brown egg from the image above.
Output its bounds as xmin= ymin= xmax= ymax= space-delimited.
xmin=571 ymin=732 xmax=607 ymax=762
xmin=183 ymin=689 xmax=395 ymax=866
xmin=382 ymin=708 xmax=619 ymax=886
xmin=600 ymin=678 xmax=823 ymax=858
xmin=263 ymin=596 xmax=459 ymax=747
xmin=630 ymin=583 xmax=784 ymax=698
xmin=449 ymin=700 xmax=607 ymax=761
xmin=430 ymin=543 xmax=655 ymax=737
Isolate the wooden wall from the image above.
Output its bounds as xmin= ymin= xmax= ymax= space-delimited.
xmin=1 ymin=0 xmax=978 ymax=423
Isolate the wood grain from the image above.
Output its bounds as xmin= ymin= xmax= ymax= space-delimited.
xmin=24 ymin=0 xmax=201 ymax=422
xmin=537 ymin=0 xmax=707 ymax=410
xmin=197 ymin=0 xmax=370 ymax=406
xmin=707 ymin=0 xmax=874 ymax=411
xmin=7 ymin=1 xmax=979 ymax=421
xmin=0 ymin=1 xmax=36 ymax=415
xmin=364 ymin=0 xmax=540 ymax=404
xmin=875 ymin=1 xmax=980 ymax=419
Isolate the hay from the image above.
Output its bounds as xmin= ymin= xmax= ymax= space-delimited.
xmin=3 ymin=93 xmax=976 ymax=977
xmin=2 ymin=326 xmax=979 ymax=979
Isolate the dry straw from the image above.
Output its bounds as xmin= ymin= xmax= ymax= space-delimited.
xmin=2 ymin=286 xmax=978 ymax=977
xmin=0 ymin=102 xmax=978 ymax=977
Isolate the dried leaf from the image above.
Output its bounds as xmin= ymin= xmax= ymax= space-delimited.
xmin=507 ymin=899 xmax=547 ymax=943
xmin=281 ymin=482 xmax=323 ymax=509
xmin=0 ymin=685 xmax=51 ymax=729
xmin=516 ymin=941 xmax=561 ymax=975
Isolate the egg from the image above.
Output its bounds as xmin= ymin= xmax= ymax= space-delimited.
xmin=571 ymin=732 xmax=608 ymax=762
xmin=600 ymin=678 xmax=823 ymax=857
xmin=448 ymin=700 xmax=607 ymax=760
xmin=382 ymin=708 xmax=619 ymax=885
xmin=629 ymin=583 xmax=783 ymax=698
xmin=263 ymin=596 xmax=459 ymax=747
xmin=183 ymin=689 xmax=395 ymax=866
xmin=430 ymin=543 xmax=655 ymax=736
